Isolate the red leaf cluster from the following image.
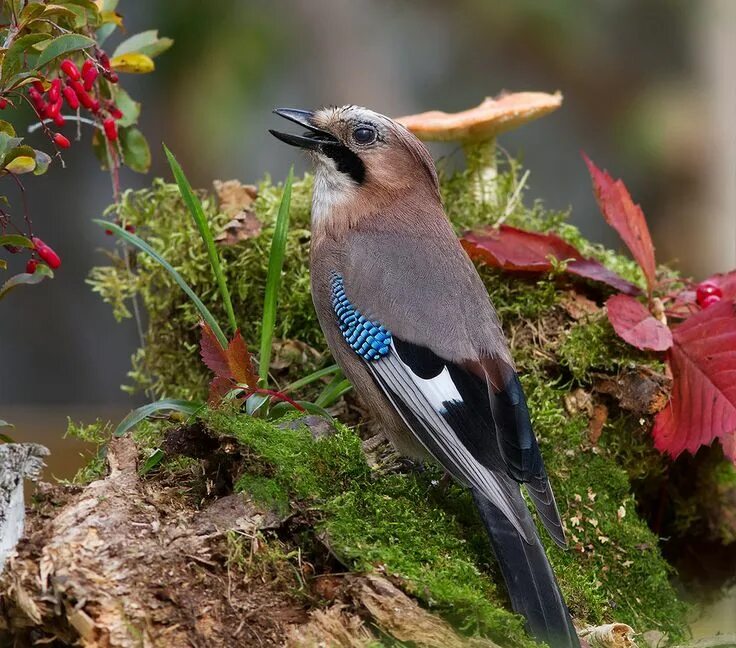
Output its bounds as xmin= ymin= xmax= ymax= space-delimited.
xmin=584 ymin=155 xmax=657 ymax=294
xmin=605 ymin=294 xmax=672 ymax=352
xmin=461 ymin=225 xmax=641 ymax=295
xmin=653 ymin=300 xmax=736 ymax=462
xmin=199 ymin=323 xmax=258 ymax=404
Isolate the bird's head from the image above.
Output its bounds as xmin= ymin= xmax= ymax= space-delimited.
xmin=270 ymin=105 xmax=440 ymax=223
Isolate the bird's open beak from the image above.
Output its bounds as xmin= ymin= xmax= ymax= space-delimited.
xmin=269 ymin=108 xmax=339 ymax=150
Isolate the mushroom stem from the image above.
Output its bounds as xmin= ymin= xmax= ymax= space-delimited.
xmin=463 ymin=137 xmax=498 ymax=207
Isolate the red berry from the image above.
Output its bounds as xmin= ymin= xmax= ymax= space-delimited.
xmin=60 ymin=59 xmax=80 ymax=81
xmin=89 ymin=98 xmax=100 ymax=113
xmin=32 ymin=237 xmax=61 ymax=269
xmin=70 ymin=80 xmax=95 ymax=110
xmin=32 ymin=80 xmax=45 ymax=93
xmin=124 ymin=224 xmax=135 ymax=233
xmin=696 ymin=281 xmax=723 ymax=306
xmin=3 ymin=244 xmax=20 ymax=253
xmin=108 ymin=104 xmax=123 ymax=120
xmin=54 ymin=113 xmax=65 ymax=126
xmin=106 ymin=71 xmax=119 ymax=84
xmin=103 ymin=118 xmax=117 ymax=141
xmin=98 ymin=51 xmax=111 ymax=70
xmin=83 ymin=67 xmax=98 ymax=91
xmin=47 ymin=78 xmax=61 ymax=103
xmin=81 ymin=59 xmax=94 ymax=77
xmin=105 ymin=229 xmax=113 ymax=236
xmin=46 ymin=99 xmax=61 ymax=119
xmin=53 ymin=133 xmax=71 ymax=149
xmin=701 ymin=294 xmax=722 ymax=309
xmin=0 ymin=98 xmax=7 ymax=109
xmin=62 ymin=85 xmax=79 ymax=110
xmin=26 ymin=259 xmax=37 ymax=274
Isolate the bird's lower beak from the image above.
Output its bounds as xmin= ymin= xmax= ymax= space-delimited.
xmin=269 ymin=108 xmax=339 ymax=151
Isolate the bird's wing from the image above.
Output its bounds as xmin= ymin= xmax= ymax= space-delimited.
xmin=334 ymin=229 xmax=565 ymax=545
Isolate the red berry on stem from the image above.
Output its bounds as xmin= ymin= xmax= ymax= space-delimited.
xmin=62 ymin=85 xmax=79 ymax=110
xmin=60 ymin=59 xmax=80 ymax=81
xmin=0 ymin=98 xmax=7 ymax=109
xmin=103 ymin=118 xmax=117 ymax=141
xmin=108 ymin=104 xmax=123 ymax=119
xmin=26 ymin=259 xmax=37 ymax=274
xmin=53 ymin=133 xmax=71 ymax=149
xmin=89 ymin=98 xmax=100 ymax=113
xmin=83 ymin=67 xmax=98 ymax=91
xmin=32 ymin=237 xmax=61 ymax=269
xmin=701 ymin=294 xmax=722 ymax=309
xmin=106 ymin=71 xmax=119 ymax=84
xmin=32 ymin=80 xmax=45 ymax=93
xmin=70 ymin=80 xmax=95 ymax=110
xmin=105 ymin=229 xmax=113 ymax=236
xmin=81 ymin=59 xmax=94 ymax=77
xmin=124 ymin=224 xmax=136 ymax=233
xmin=46 ymin=99 xmax=61 ymax=119
xmin=48 ymin=78 xmax=61 ymax=103
xmin=696 ymin=281 xmax=723 ymax=306
xmin=98 ymin=51 xmax=111 ymax=70
xmin=54 ymin=113 xmax=65 ymax=126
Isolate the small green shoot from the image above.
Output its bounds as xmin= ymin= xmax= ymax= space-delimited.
xmin=114 ymin=398 xmax=203 ymax=437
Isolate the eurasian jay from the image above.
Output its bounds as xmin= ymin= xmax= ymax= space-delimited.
xmin=270 ymin=105 xmax=579 ymax=648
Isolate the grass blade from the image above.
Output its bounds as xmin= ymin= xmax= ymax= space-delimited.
xmin=282 ymin=364 xmax=342 ymax=393
xmin=259 ymin=167 xmax=293 ymax=385
xmin=114 ymin=398 xmax=203 ymax=437
xmin=315 ymin=377 xmax=353 ymax=408
xmin=94 ymin=219 xmax=228 ymax=348
xmin=163 ymin=145 xmax=237 ymax=335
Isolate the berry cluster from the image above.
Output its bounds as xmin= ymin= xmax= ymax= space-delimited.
xmin=23 ymin=237 xmax=61 ymax=274
xmin=695 ymin=280 xmax=723 ymax=309
xmin=27 ymin=52 xmax=122 ymax=150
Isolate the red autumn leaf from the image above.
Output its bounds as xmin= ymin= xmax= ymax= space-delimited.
xmin=461 ymin=225 xmax=640 ymax=295
xmin=226 ymin=330 xmax=258 ymax=387
xmin=208 ymin=375 xmax=233 ymax=406
xmin=605 ymin=294 xmax=673 ymax=351
xmin=199 ymin=322 xmax=231 ymax=379
xmin=584 ymin=154 xmax=657 ymax=294
xmin=653 ymin=299 xmax=736 ymax=462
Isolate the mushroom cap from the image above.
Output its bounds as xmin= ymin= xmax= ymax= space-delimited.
xmin=396 ymin=91 xmax=563 ymax=142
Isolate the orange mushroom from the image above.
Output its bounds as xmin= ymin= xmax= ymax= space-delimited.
xmin=397 ymin=91 xmax=563 ymax=204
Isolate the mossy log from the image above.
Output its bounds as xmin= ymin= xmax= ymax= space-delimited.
xmin=5 ymin=162 xmax=732 ymax=645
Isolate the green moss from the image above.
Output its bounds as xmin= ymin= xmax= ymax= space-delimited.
xmin=204 ymin=409 xmax=686 ymax=645
xmin=64 ymin=418 xmax=112 ymax=484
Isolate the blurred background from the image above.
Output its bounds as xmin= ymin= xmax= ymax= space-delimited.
xmin=2 ymin=0 xmax=735 ymax=486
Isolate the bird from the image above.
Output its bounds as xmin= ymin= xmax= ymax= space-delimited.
xmin=270 ymin=105 xmax=580 ymax=648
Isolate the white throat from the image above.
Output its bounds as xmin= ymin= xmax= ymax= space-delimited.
xmin=310 ymin=156 xmax=358 ymax=225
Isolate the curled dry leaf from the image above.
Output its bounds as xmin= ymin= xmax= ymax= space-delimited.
xmin=579 ymin=623 xmax=637 ymax=648
xmin=461 ymin=225 xmax=641 ymax=295
xmin=605 ymin=294 xmax=673 ymax=352
xmin=213 ymin=179 xmax=262 ymax=245
xmin=584 ymin=155 xmax=657 ymax=295
xmin=653 ymin=299 xmax=736 ymax=462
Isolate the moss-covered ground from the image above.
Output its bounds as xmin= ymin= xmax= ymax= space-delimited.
xmin=81 ymin=157 xmax=702 ymax=645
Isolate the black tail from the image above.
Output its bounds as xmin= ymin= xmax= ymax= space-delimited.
xmin=471 ymin=488 xmax=580 ymax=648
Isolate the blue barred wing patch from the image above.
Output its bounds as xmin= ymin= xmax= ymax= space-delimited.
xmin=331 ymin=273 xmax=392 ymax=361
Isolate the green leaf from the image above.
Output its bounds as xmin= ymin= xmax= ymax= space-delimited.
xmin=35 ymin=34 xmax=95 ymax=69
xmin=0 ymin=133 xmax=22 ymax=161
xmin=18 ymin=3 xmax=46 ymax=25
xmin=0 ymin=120 xmax=16 ymax=137
xmin=0 ymin=432 xmax=14 ymax=443
xmin=40 ymin=5 xmax=78 ymax=20
xmin=113 ymin=30 xmax=173 ymax=59
xmin=3 ymin=71 xmax=42 ymax=91
xmin=2 ymin=33 xmax=51 ymax=80
xmin=96 ymin=21 xmax=117 ymax=46
xmin=163 ymin=145 xmax=237 ymax=335
xmin=259 ymin=167 xmax=293 ymax=384
xmin=2 ymin=145 xmax=37 ymax=174
xmin=315 ymin=376 xmax=353 ymax=408
xmin=111 ymin=86 xmax=140 ymax=127
xmin=58 ymin=0 xmax=100 ymax=12
xmin=33 ymin=149 xmax=52 ymax=175
xmin=0 ymin=234 xmax=33 ymax=248
xmin=0 ymin=420 xmax=15 ymax=428
xmin=0 ymin=267 xmax=53 ymax=300
xmin=113 ymin=398 xmax=203 ymax=437
xmin=120 ymin=127 xmax=150 ymax=172
xmin=94 ymin=220 xmax=228 ymax=347
xmin=245 ymin=393 xmax=270 ymax=416
xmin=139 ymin=448 xmax=165 ymax=475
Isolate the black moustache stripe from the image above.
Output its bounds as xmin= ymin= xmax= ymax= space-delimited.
xmin=322 ymin=143 xmax=366 ymax=185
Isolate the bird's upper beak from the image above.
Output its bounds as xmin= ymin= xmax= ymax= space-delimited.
xmin=269 ymin=108 xmax=339 ymax=151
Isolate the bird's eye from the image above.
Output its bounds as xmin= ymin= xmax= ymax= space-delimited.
xmin=353 ymin=126 xmax=377 ymax=145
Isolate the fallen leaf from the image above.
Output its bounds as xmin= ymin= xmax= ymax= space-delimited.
xmin=462 ymin=225 xmax=641 ymax=295
xmin=589 ymin=403 xmax=608 ymax=445
xmin=213 ymin=180 xmax=258 ymax=216
xmin=653 ymin=299 xmax=736 ymax=462
xmin=605 ymin=294 xmax=673 ymax=351
xmin=584 ymin=154 xmax=657 ymax=294
xmin=561 ymin=291 xmax=600 ymax=320
xmin=214 ymin=210 xmax=262 ymax=245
